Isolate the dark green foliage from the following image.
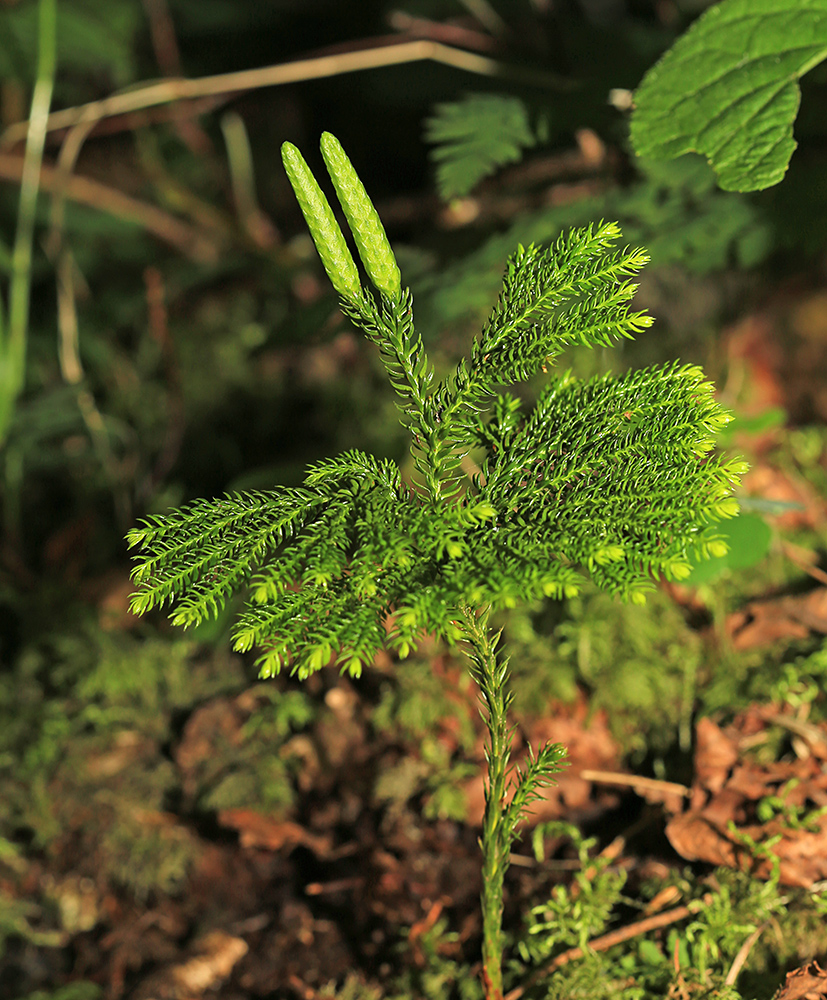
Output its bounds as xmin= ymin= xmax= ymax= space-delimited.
xmin=0 ymin=618 xmax=243 ymax=896
xmin=425 ymin=93 xmax=546 ymax=200
xmin=14 ymin=985 xmax=103 ymax=1000
xmin=190 ymin=687 xmax=314 ymax=814
xmin=518 ymin=822 xmax=627 ymax=963
xmin=0 ymin=0 xmax=141 ymax=88
xmin=502 ymin=583 xmax=704 ymax=757
xmin=509 ymin=829 xmax=818 ymax=1000
xmin=128 ymin=205 xmax=743 ymax=680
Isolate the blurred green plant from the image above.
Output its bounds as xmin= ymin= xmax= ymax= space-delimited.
xmin=517 ymin=822 xmax=627 ymax=965
xmin=425 ymin=93 xmax=548 ymax=200
xmin=503 ymin=584 xmax=704 ymax=757
xmin=682 ymin=512 xmax=773 ymax=585
xmin=508 ymin=828 xmax=813 ymax=1000
xmin=0 ymin=618 xmax=249 ymax=894
xmin=14 ymin=985 xmax=102 ymax=1000
xmin=0 ymin=0 xmax=56 ymax=446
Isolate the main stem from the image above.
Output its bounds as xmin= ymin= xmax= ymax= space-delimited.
xmin=460 ymin=605 xmax=514 ymax=1000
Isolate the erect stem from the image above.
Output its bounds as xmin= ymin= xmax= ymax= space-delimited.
xmin=459 ymin=604 xmax=514 ymax=1000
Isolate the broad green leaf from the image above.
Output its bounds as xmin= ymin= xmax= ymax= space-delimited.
xmin=630 ymin=0 xmax=827 ymax=192
xmin=683 ymin=513 xmax=772 ymax=584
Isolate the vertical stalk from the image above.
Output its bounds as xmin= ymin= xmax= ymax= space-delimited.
xmin=0 ymin=0 xmax=57 ymax=444
xmin=459 ymin=604 xmax=514 ymax=1000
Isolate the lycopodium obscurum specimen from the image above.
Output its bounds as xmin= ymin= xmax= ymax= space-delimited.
xmin=128 ymin=132 xmax=745 ymax=1000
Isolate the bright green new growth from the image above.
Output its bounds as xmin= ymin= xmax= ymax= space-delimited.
xmin=319 ymin=131 xmax=402 ymax=301
xmin=127 ymin=135 xmax=744 ymax=683
xmin=281 ymin=141 xmax=361 ymax=298
xmin=631 ymin=0 xmax=827 ymax=192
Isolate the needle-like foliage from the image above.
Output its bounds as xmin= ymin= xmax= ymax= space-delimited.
xmin=126 ymin=134 xmax=746 ymax=999
xmin=127 ymin=136 xmax=743 ymax=682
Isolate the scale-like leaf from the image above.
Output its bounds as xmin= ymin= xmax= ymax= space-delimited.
xmin=631 ymin=0 xmax=827 ymax=192
xmin=128 ymin=136 xmax=744 ymax=680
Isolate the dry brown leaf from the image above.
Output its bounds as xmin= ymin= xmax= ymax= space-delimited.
xmin=772 ymin=960 xmax=827 ymax=1000
xmin=666 ymin=712 xmax=827 ymax=887
xmin=727 ymin=587 xmax=827 ymax=650
xmin=217 ymin=809 xmax=332 ymax=856
xmin=694 ymin=717 xmax=739 ymax=795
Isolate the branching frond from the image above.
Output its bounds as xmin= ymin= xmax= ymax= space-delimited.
xmin=128 ymin=183 xmax=744 ymax=679
xmin=474 ymin=361 xmax=744 ymax=601
xmin=126 ymin=490 xmax=323 ymax=623
xmin=422 ymin=222 xmax=652 ymax=493
xmin=479 ymin=223 xmax=651 ymax=364
xmin=504 ymin=742 xmax=569 ymax=836
xmin=425 ymin=93 xmax=544 ymax=201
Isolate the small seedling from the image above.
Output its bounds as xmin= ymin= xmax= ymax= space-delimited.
xmin=127 ymin=133 xmax=744 ymax=998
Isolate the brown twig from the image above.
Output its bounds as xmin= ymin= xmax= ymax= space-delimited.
xmin=141 ymin=265 xmax=186 ymax=498
xmin=143 ymin=0 xmax=183 ymax=76
xmin=724 ymin=921 xmax=768 ymax=987
xmin=579 ymin=769 xmax=692 ymax=799
xmin=781 ymin=541 xmax=827 ymax=588
xmin=0 ymin=153 xmax=216 ymax=260
xmin=503 ymin=894 xmax=714 ymax=1000
xmin=141 ymin=0 xmax=213 ymax=155
xmin=0 ymin=39 xmax=569 ymax=149
xmin=387 ymin=10 xmax=500 ymax=50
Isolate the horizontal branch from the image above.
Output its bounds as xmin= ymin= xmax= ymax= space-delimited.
xmin=0 ymin=153 xmax=216 ymax=261
xmin=1 ymin=39 xmax=568 ymax=150
xmin=504 ymin=893 xmax=715 ymax=1000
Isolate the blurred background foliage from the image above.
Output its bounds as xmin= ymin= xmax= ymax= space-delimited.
xmin=1 ymin=0 xmax=827 ymax=996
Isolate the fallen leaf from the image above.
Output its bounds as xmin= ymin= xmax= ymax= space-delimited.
xmin=694 ymin=717 xmax=739 ymax=796
xmin=217 ymin=810 xmax=332 ymax=856
xmin=772 ymin=960 xmax=827 ymax=1000
xmin=727 ymin=587 xmax=827 ymax=650
xmin=666 ymin=711 xmax=827 ymax=887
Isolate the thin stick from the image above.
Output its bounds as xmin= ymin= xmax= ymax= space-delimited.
xmin=579 ymin=769 xmax=692 ymax=799
xmin=0 ymin=0 xmax=57 ymax=443
xmin=781 ymin=541 xmax=827 ymax=587
xmin=0 ymin=154 xmax=216 ymax=260
xmin=724 ymin=921 xmax=767 ymax=987
xmin=504 ymin=894 xmax=714 ymax=1000
xmin=0 ymin=39 xmax=569 ymax=149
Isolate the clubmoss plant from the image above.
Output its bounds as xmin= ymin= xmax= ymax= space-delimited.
xmin=127 ymin=132 xmax=745 ymax=998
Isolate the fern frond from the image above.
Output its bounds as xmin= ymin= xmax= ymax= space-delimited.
xmin=504 ymin=741 xmax=568 ymax=834
xmin=425 ymin=93 xmax=544 ymax=200
xmin=474 ymin=361 xmax=742 ymax=601
xmin=479 ymin=223 xmax=651 ymax=363
xmin=303 ymin=448 xmax=403 ymax=492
